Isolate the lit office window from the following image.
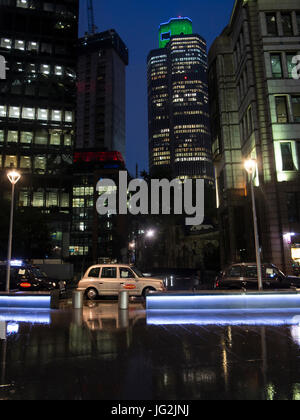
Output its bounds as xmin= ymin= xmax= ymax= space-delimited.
xmin=22 ymin=107 xmax=35 ymax=120
xmin=20 ymin=156 xmax=31 ymax=170
xmin=0 ymin=38 xmax=12 ymax=49
xmin=9 ymin=106 xmax=20 ymax=118
xmin=7 ymin=131 xmax=18 ymax=143
xmin=40 ymin=64 xmax=51 ymax=75
xmin=21 ymin=131 xmax=33 ymax=144
xmin=55 ymin=66 xmax=63 ymax=76
xmin=15 ymin=40 xmax=25 ymax=50
xmin=65 ymin=111 xmax=73 ymax=122
xmin=19 ymin=191 xmax=30 ymax=207
xmin=17 ymin=0 xmax=29 ymax=8
xmin=0 ymin=106 xmax=7 ymax=117
xmin=50 ymin=131 xmax=61 ymax=145
xmin=33 ymin=192 xmax=44 ymax=207
xmin=4 ymin=155 xmax=17 ymax=168
xmin=38 ymin=108 xmax=48 ymax=121
xmin=34 ymin=156 xmax=46 ymax=173
xmin=0 ymin=130 xmax=4 ymax=143
xmin=46 ymin=192 xmax=59 ymax=207
xmin=60 ymin=193 xmax=69 ymax=208
xmin=27 ymin=41 xmax=39 ymax=52
xmin=64 ymin=134 xmax=72 ymax=146
xmin=51 ymin=110 xmax=62 ymax=121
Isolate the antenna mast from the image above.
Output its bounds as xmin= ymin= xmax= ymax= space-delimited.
xmin=87 ymin=0 xmax=97 ymax=35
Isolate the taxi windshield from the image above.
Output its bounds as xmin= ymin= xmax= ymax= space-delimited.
xmin=131 ymin=267 xmax=145 ymax=278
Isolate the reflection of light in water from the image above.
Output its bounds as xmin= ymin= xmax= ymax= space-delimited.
xmin=267 ymin=383 xmax=276 ymax=400
xmin=291 ymin=316 xmax=300 ymax=347
xmin=0 ymin=310 xmax=51 ymax=325
xmin=147 ymin=310 xmax=300 ymax=326
xmin=293 ymin=384 xmax=300 ymax=401
xmin=6 ymin=323 xmax=19 ymax=335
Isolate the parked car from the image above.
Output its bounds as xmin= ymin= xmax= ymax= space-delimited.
xmin=214 ymin=263 xmax=300 ymax=290
xmin=77 ymin=264 xmax=166 ymax=300
xmin=0 ymin=261 xmax=66 ymax=295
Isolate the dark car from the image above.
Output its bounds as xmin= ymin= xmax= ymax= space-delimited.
xmin=214 ymin=263 xmax=300 ymax=291
xmin=0 ymin=262 xmax=66 ymax=295
xmin=142 ymin=268 xmax=202 ymax=291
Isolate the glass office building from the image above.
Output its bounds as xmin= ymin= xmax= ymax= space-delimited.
xmin=0 ymin=0 xmax=79 ymax=257
xmin=148 ymin=17 xmax=214 ymax=183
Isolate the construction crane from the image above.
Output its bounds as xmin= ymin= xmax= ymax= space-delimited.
xmin=87 ymin=0 xmax=98 ymax=35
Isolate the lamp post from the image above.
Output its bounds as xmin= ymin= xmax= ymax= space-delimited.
xmin=244 ymin=159 xmax=263 ymax=291
xmin=6 ymin=170 xmax=21 ymax=293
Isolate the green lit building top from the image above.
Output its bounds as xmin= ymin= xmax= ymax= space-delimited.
xmin=159 ymin=17 xmax=193 ymax=48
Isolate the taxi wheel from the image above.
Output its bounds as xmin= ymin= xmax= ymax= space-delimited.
xmin=86 ymin=288 xmax=98 ymax=301
xmin=142 ymin=287 xmax=155 ymax=299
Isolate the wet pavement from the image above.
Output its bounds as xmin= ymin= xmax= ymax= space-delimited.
xmin=0 ymin=299 xmax=300 ymax=400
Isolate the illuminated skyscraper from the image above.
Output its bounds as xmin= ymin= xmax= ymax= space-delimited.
xmin=148 ymin=17 xmax=214 ymax=183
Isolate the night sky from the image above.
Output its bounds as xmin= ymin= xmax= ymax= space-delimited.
xmin=79 ymin=0 xmax=235 ymax=176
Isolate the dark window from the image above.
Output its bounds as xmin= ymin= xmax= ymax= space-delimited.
xmin=228 ymin=266 xmax=242 ymax=278
xmin=281 ymin=13 xmax=293 ymax=36
xmin=275 ymin=96 xmax=288 ymax=123
xmin=120 ymin=268 xmax=135 ymax=279
xmin=101 ymin=267 xmax=117 ymax=279
xmin=297 ymin=14 xmax=300 ymax=33
xmin=271 ymin=54 xmax=283 ymax=78
xmin=266 ymin=13 xmax=278 ymax=36
xmin=88 ymin=267 xmax=100 ymax=278
xmin=287 ymin=192 xmax=300 ymax=223
xmin=161 ymin=32 xmax=171 ymax=41
xmin=292 ymin=96 xmax=300 ymax=122
xmin=281 ymin=142 xmax=296 ymax=171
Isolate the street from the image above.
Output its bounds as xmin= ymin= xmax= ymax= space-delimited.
xmin=0 ymin=299 xmax=300 ymax=400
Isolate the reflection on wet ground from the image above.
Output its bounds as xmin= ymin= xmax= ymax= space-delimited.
xmin=0 ymin=299 xmax=300 ymax=400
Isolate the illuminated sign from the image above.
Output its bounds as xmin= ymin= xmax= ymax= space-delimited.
xmin=292 ymin=247 xmax=300 ymax=261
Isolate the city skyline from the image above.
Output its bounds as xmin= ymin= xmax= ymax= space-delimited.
xmin=78 ymin=0 xmax=235 ymax=176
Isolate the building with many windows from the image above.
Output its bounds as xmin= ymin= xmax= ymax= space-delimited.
xmin=208 ymin=0 xmax=300 ymax=274
xmin=0 ymin=0 xmax=79 ymax=258
xmin=148 ymin=17 xmax=214 ymax=183
xmin=76 ymin=30 xmax=128 ymax=158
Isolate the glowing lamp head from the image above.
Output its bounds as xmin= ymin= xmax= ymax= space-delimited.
xmin=244 ymin=159 xmax=257 ymax=175
xmin=146 ymin=230 xmax=155 ymax=238
xmin=7 ymin=170 xmax=21 ymax=185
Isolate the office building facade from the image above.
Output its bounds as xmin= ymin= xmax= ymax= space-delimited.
xmin=208 ymin=0 xmax=300 ymax=273
xmin=0 ymin=0 xmax=79 ymax=258
xmin=77 ymin=30 xmax=128 ymax=159
xmin=148 ymin=17 xmax=214 ymax=183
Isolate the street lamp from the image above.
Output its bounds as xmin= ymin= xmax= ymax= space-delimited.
xmin=244 ymin=159 xmax=263 ymax=291
xmin=146 ymin=229 xmax=155 ymax=239
xmin=6 ymin=169 xmax=21 ymax=293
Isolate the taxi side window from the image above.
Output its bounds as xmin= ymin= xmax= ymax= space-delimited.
xmin=229 ymin=266 xmax=242 ymax=277
xmin=265 ymin=267 xmax=278 ymax=279
xmin=245 ymin=266 xmax=258 ymax=278
xmin=120 ymin=268 xmax=135 ymax=279
xmin=88 ymin=268 xmax=100 ymax=278
xmin=101 ymin=267 xmax=117 ymax=279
